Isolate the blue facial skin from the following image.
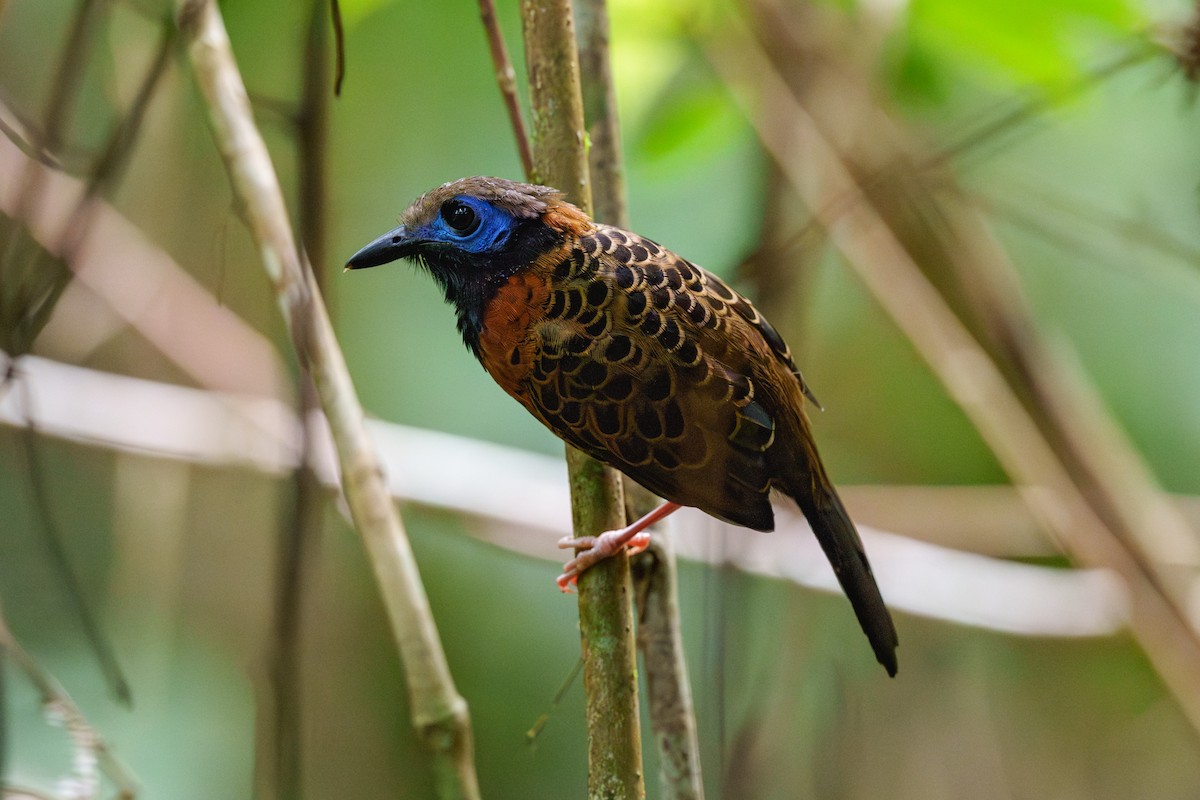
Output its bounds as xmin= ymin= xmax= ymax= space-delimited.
xmin=417 ymin=195 xmax=518 ymax=255
xmin=345 ymin=196 xmax=520 ymax=269
xmin=345 ymin=193 xmax=562 ymax=355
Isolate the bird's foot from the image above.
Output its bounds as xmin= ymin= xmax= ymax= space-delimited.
xmin=556 ymin=530 xmax=652 ymax=591
xmin=554 ymin=501 xmax=682 ymax=591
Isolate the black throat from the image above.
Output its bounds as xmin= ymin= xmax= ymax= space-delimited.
xmin=416 ymin=219 xmax=564 ymax=358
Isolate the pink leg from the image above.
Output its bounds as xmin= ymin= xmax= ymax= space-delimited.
xmin=556 ymin=502 xmax=682 ymax=591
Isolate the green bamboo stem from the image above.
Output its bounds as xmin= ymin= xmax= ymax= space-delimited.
xmin=575 ymin=1 xmax=704 ymax=795
xmin=519 ymin=1 xmax=645 ymax=797
xmin=175 ymin=3 xmax=480 ymax=797
xmin=568 ymin=448 xmax=645 ymax=799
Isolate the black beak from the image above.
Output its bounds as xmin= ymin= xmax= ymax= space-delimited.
xmin=345 ymin=224 xmax=413 ymax=270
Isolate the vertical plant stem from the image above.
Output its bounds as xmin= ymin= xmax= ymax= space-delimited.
xmin=263 ymin=387 xmax=320 ymax=800
xmin=574 ymin=0 xmax=624 ymax=227
xmin=634 ymin=540 xmax=704 ymax=800
xmin=258 ymin=4 xmax=334 ymax=797
xmin=575 ymin=1 xmax=704 ymax=795
xmin=298 ymin=0 xmax=332 ymax=293
xmin=176 ymin=3 xmax=480 ymax=797
xmin=567 ymin=448 xmax=645 ymax=800
xmin=520 ymin=1 xmax=645 ymax=797
xmin=520 ymin=0 xmax=591 ymax=197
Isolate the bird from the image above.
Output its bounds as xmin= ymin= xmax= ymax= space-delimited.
xmin=346 ymin=176 xmax=898 ymax=676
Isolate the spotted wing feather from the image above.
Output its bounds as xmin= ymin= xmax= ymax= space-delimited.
xmin=510 ymin=225 xmax=824 ymax=531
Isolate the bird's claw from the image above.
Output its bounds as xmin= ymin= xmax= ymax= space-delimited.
xmin=622 ymin=532 xmax=651 ymax=558
xmin=555 ymin=530 xmax=652 ymax=591
xmin=557 ymin=534 xmax=596 ymax=550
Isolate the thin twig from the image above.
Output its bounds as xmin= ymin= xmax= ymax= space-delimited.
xmin=262 ymin=407 xmax=321 ymax=800
xmin=175 ymin=2 xmax=480 ymax=797
xmin=767 ymin=41 xmax=1157 ymax=267
xmin=13 ymin=373 xmax=131 ymax=706
xmin=525 ymin=657 xmax=584 ymax=743
xmin=0 ymin=112 xmax=60 ymax=167
xmin=0 ymin=0 xmax=104 ymax=352
xmin=0 ymin=601 xmax=138 ymax=799
xmin=634 ymin=541 xmax=705 ymax=800
xmin=60 ymin=17 xmax=177 ymax=262
xmin=0 ymin=125 xmax=288 ymax=397
xmin=479 ymin=0 xmax=534 ymax=177
xmin=0 ymin=0 xmax=103 ymax=336
xmin=519 ymin=1 xmax=645 ymax=796
xmin=329 ymin=0 xmax=346 ymax=95
xmin=299 ymin=0 xmax=332 ymax=292
xmin=258 ymin=4 xmax=334 ymax=795
xmin=979 ymin=184 xmax=1200 ymax=293
xmin=0 ymin=13 xmax=178 ymax=707
xmin=929 ymin=45 xmax=1158 ymax=172
xmin=3 ymin=13 xmax=176 ymax=353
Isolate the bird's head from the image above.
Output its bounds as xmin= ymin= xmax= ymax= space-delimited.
xmin=346 ymin=176 xmax=592 ymax=354
xmin=346 ymin=176 xmax=590 ymax=292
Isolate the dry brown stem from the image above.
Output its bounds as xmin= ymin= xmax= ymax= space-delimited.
xmin=479 ymin=0 xmax=534 ymax=177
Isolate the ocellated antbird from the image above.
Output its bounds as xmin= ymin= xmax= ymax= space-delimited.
xmin=347 ymin=176 xmax=898 ymax=675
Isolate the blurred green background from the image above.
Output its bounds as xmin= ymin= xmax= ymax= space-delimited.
xmin=2 ymin=0 xmax=1200 ymax=797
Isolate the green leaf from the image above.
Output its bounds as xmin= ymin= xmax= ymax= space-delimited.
xmin=905 ymin=0 xmax=1144 ymax=87
xmin=633 ymin=75 xmax=738 ymax=161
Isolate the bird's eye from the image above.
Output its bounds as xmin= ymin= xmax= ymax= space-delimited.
xmin=441 ymin=201 xmax=480 ymax=235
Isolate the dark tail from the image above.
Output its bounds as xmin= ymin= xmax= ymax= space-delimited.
xmin=790 ymin=469 xmax=899 ymax=676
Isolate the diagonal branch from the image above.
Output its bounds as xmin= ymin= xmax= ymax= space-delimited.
xmin=479 ymin=0 xmax=534 ymax=178
xmin=0 ymin=600 xmax=138 ymax=799
xmin=175 ymin=2 xmax=480 ymax=797
xmin=0 ymin=0 xmax=178 ymax=709
xmin=707 ymin=13 xmax=1200 ymax=733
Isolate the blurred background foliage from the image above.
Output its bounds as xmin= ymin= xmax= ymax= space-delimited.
xmin=2 ymin=0 xmax=1200 ymax=797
